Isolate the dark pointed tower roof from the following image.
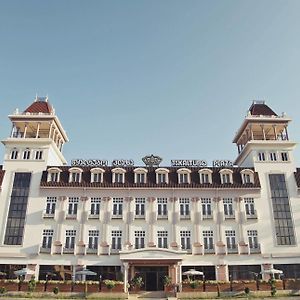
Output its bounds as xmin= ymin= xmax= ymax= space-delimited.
xmin=248 ymin=101 xmax=277 ymax=116
xmin=23 ymin=96 xmax=53 ymax=114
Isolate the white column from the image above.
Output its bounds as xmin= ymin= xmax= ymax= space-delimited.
xmin=35 ymin=122 xmax=40 ymax=138
xmin=23 ymin=123 xmax=28 ymax=138
xmin=123 ymin=262 xmax=129 ymax=292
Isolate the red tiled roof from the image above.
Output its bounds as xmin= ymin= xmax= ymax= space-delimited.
xmin=249 ymin=103 xmax=277 ymax=116
xmin=40 ymin=166 xmax=261 ymax=189
xmin=24 ymin=100 xmax=53 ymax=114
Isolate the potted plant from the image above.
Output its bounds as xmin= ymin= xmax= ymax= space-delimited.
xmin=103 ymin=279 xmax=116 ymax=291
xmin=131 ymin=276 xmax=144 ymax=292
xmin=163 ymin=276 xmax=173 ymax=292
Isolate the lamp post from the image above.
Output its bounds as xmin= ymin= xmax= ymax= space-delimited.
xmin=229 ymin=274 xmax=233 ymax=292
xmin=281 ymin=274 xmax=285 ymax=290
xmin=216 ymin=266 xmax=220 ymax=297
xmin=71 ymin=274 xmax=75 ymax=292
xmin=99 ymin=275 xmax=102 ymax=292
xmin=203 ymin=274 xmax=206 ymax=292
xmin=44 ymin=274 xmax=49 ymax=292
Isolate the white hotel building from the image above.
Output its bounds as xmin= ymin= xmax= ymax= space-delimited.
xmin=0 ymin=97 xmax=299 ymax=291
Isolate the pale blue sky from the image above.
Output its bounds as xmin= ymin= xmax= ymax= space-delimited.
xmin=1 ymin=1 xmax=300 ymax=165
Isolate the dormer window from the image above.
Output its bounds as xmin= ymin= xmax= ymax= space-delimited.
xmin=47 ymin=167 xmax=62 ymax=182
xmin=177 ymin=168 xmax=191 ymax=184
xmin=90 ymin=168 xmax=105 ymax=183
xmin=134 ymin=168 xmax=148 ymax=184
xmin=23 ymin=148 xmax=31 ymax=160
xmin=240 ymin=169 xmax=254 ymax=184
xmin=69 ymin=167 xmax=83 ymax=183
xmin=219 ymin=169 xmax=233 ymax=184
xmin=112 ymin=168 xmax=126 ymax=184
xmin=199 ymin=169 xmax=213 ymax=184
xmin=155 ymin=168 xmax=169 ymax=184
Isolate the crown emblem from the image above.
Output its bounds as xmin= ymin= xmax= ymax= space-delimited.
xmin=142 ymin=154 xmax=162 ymax=167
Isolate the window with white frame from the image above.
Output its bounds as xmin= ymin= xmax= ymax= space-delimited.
xmin=111 ymin=230 xmax=122 ymax=250
xmin=243 ymin=174 xmax=251 ymax=183
xmin=90 ymin=198 xmax=101 ymax=215
xmin=199 ymin=169 xmax=213 ymax=184
xmin=90 ymin=168 xmax=104 ymax=183
xmin=244 ymin=198 xmax=255 ymax=216
xmin=247 ymin=230 xmax=259 ymax=249
xmin=223 ymin=198 xmax=234 ymax=217
xmin=177 ymin=168 xmax=191 ymax=184
xmin=269 ymin=152 xmax=277 ymax=161
xmin=180 ymin=230 xmax=191 ymax=250
xmin=42 ymin=229 xmax=54 ymax=249
xmin=203 ymin=230 xmax=214 ymax=250
xmin=241 ymin=169 xmax=254 ymax=184
xmin=112 ymin=198 xmax=123 ymax=217
xmin=68 ymin=197 xmax=79 ymax=215
xmin=179 ymin=198 xmax=190 ymax=217
xmin=88 ymin=230 xmax=99 ymax=249
xmin=69 ymin=168 xmax=82 ymax=183
xmin=10 ymin=148 xmax=18 ymax=160
xmin=23 ymin=148 xmax=30 ymax=160
xmin=65 ymin=230 xmax=76 ymax=249
xmin=258 ymin=152 xmax=266 ymax=161
xmin=225 ymin=230 xmax=236 ymax=249
xmin=35 ymin=150 xmax=43 ymax=160
xmin=156 ymin=168 xmax=169 ymax=184
xmin=135 ymin=198 xmax=145 ymax=217
xmin=281 ymin=152 xmax=289 ymax=161
xmin=112 ymin=168 xmax=126 ymax=184
xmin=157 ymin=231 xmax=168 ymax=248
xmin=45 ymin=197 xmax=57 ymax=215
xmin=157 ymin=198 xmax=168 ymax=217
xmin=201 ymin=198 xmax=212 ymax=216
xmin=135 ymin=231 xmax=145 ymax=249
xmin=47 ymin=168 xmax=61 ymax=182
xmin=134 ymin=168 xmax=148 ymax=184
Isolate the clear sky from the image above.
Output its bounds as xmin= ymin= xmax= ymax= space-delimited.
xmin=1 ymin=0 xmax=300 ymax=166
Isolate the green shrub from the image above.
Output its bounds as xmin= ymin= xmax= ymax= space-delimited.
xmin=53 ymin=286 xmax=59 ymax=294
xmin=163 ymin=276 xmax=172 ymax=287
xmin=132 ymin=276 xmax=144 ymax=289
xmin=189 ymin=280 xmax=199 ymax=289
xmin=103 ymin=279 xmax=116 ymax=289
xmin=0 ymin=287 xmax=7 ymax=294
xmin=28 ymin=275 xmax=36 ymax=292
xmin=244 ymin=287 xmax=250 ymax=295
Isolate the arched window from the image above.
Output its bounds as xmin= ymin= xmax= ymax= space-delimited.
xmin=90 ymin=168 xmax=105 ymax=183
xmin=47 ymin=167 xmax=62 ymax=182
xmin=219 ymin=169 xmax=233 ymax=184
xmin=69 ymin=167 xmax=83 ymax=183
xmin=177 ymin=168 xmax=191 ymax=184
xmin=155 ymin=168 xmax=169 ymax=184
xmin=133 ymin=168 xmax=148 ymax=184
xmin=199 ymin=168 xmax=213 ymax=184
xmin=112 ymin=168 xmax=126 ymax=184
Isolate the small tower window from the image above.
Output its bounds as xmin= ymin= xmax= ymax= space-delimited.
xmin=177 ymin=168 xmax=191 ymax=184
xmin=281 ymin=152 xmax=289 ymax=161
xmin=35 ymin=150 xmax=43 ymax=160
xmin=10 ymin=148 xmax=19 ymax=160
xmin=219 ymin=169 xmax=233 ymax=184
xmin=269 ymin=152 xmax=277 ymax=161
xmin=23 ymin=149 xmax=31 ymax=160
xmin=112 ymin=168 xmax=126 ymax=184
xmin=199 ymin=169 xmax=213 ymax=184
xmin=258 ymin=152 xmax=266 ymax=161
xmin=68 ymin=167 xmax=83 ymax=183
xmin=155 ymin=168 xmax=169 ymax=184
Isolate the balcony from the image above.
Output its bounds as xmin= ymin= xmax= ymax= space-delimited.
xmin=157 ymin=214 xmax=168 ymax=220
xmin=227 ymin=245 xmax=238 ymax=254
xmin=224 ymin=213 xmax=235 ymax=220
xmin=40 ymin=246 xmax=51 ymax=254
xmin=63 ymin=247 xmax=75 ymax=254
xmin=88 ymin=212 xmax=100 ymax=219
xmin=246 ymin=210 xmax=258 ymax=220
xmin=202 ymin=213 xmax=213 ymax=220
xmin=180 ymin=214 xmax=191 ymax=220
xmin=204 ymin=248 xmax=215 ymax=254
xmin=249 ymin=244 xmax=261 ymax=254
xmin=43 ymin=210 xmax=55 ymax=219
xmin=86 ymin=247 xmax=98 ymax=254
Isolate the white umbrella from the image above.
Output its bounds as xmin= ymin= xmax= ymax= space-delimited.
xmin=183 ymin=269 xmax=204 ymax=276
xmin=14 ymin=268 xmax=35 ymax=277
xmin=261 ymin=268 xmax=283 ymax=275
xmin=76 ymin=268 xmax=97 ymax=276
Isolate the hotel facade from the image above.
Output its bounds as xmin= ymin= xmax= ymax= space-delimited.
xmin=0 ymin=98 xmax=299 ymax=291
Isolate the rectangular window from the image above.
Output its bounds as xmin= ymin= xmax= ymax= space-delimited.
xmin=281 ymin=152 xmax=289 ymax=161
xmin=157 ymin=198 xmax=168 ymax=217
xmin=135 ymin=198 xmax=145 ymax=217
xmin=68 ymin=197 xmax=79 ymax=215
xmin=10 ymin=149 xmax=18 ymax=160
xmin=179 ymin=173 xmax=189 ymax=184
xmin=136 ymin=173 xmax=146 ymax=184
xmin=270 ymin=152 xmax=277 ymax=161
xmin=92 ymin=173 xmax=101 ymax=183
xmin=115 ymin=173 xmax=124 ymax=183
xmin=180 ymin=230 xmax=191 ymax=250
xmin=135 ymin=231 xmax=145 ymax=249
xmin=223 ymin=198 xmax=234 ymax=217
xmin=157 ymin=173 xmax=167 ymax=184
xmin=42 ymin=229 xmax=54 ymax=249
xmin=112 ymin=198 xmax=123 ymax=217
xmin=88 ymin=230 xmax=99 ymax=249
xmin=247 ymin=230 xmax=259 ymax=249
xmin=50 ymin=172 xmax=59 ymax=182
xmin=243 ymin=174 xmax=251 ymax=183
xmin=222 ymin=173 xmax=231 ymax=184
xmin=201 ymin=173 xmax=210 ymax=184
xmin=225 ymin=230 xmax=237 ymax=250
xmin=65 ymin=230 xmax=76 ymax=249
xmin=111 ymin=230 xmax=122 ymax=250
xmin=203 ymin=230 xmax=214 ymax=252
xmin=90 ymin=198 xmax=101 ymax=215
xmin=71 ymin=172 xmax=80 ymax=183
xmin=4 ymin=172 xmax=31 ymax=245
xmin=201 ymin=198 xmax=212 ymax=217
xmin=158 ymin=231 xmax=168 ymax=248
xmin=269 ymin=174 xmax=295 ymax=245
xmin=244 ymin=198 xmax=255 ymax=216
xmin=23 ymin=149 xmax=30 ymax=160
xmin=179 ymin=198 xmax=190 ymax=217
xmin=258 ymin=152 xmax=266 ymax=161
xmin=45 ymin=197 xmax=57 ymax=215
xmin=35 ymin=150 xmax=43 ymax=160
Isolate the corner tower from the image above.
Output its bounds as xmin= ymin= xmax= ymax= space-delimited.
xmin=233 ymin=101 xmax=296 ymax=168
xmin=2 ymin=96 xmax=69 ymax=170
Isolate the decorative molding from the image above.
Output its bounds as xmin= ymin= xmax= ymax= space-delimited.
xmin=142 ymin=154 xmax=162 ymax=167
xmin=58 ymin=196 xmax=67 ymax=201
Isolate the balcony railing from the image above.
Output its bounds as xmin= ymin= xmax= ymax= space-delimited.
xmin=63 ymin=247 xmax=75 ymax=254
xmin=224 ymin=213 xmax=235 ymax=220
xmin=204 ymin=248 xmax=215 ymax=254
xmin=246 ymin=210 xmax=258 ymax=220
xmin=88 ymin=212 xmax=100 ymax=219
xmin=249 ymin=244 xmax=261 ymax=254
xmin=43 ymin=211 xmax=55 ymax=218
xmin=40 ymin=246 xmax=51 ymax=254
xmin=227 ymin=245 xmax=238 ymax=254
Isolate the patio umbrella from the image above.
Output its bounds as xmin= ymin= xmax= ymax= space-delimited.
xmin=183 ymin=269 xmax=204 ymax=276
xmin=14 ymin=268 xmax=35 ymax=277
xmin=261 ymin=268 xmax=283 ymax=275
xmin=75 ymin=269 xmax=97 ymax=294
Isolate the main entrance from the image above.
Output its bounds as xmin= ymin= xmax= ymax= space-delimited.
xmin=135 ymin=266 xmax=168 ymax=291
